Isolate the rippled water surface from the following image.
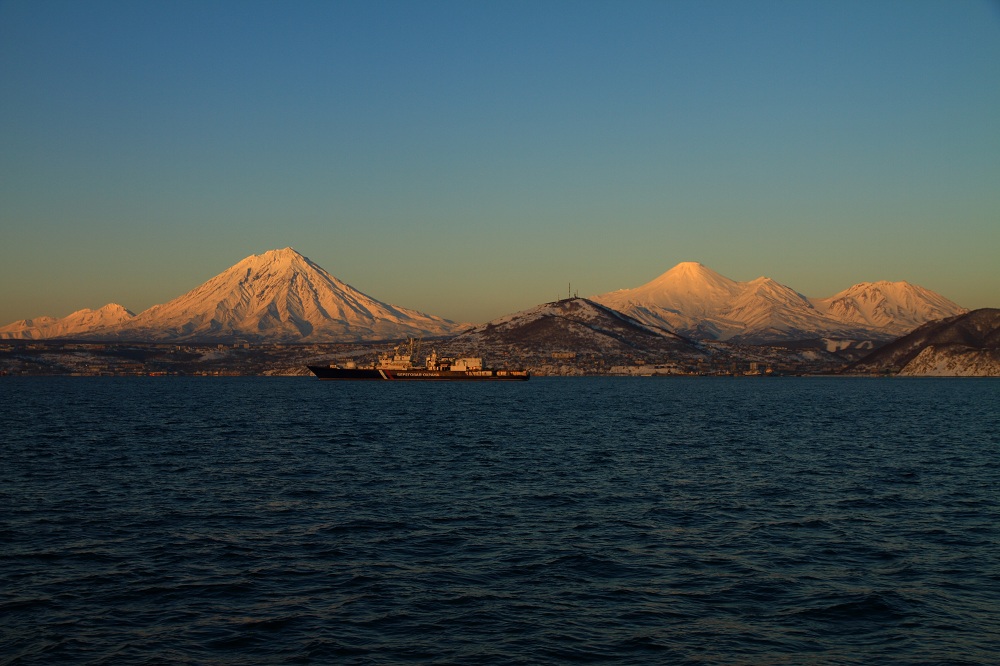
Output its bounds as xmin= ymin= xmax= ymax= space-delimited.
xmin=2 ymin=376 xmax=999 ymax=664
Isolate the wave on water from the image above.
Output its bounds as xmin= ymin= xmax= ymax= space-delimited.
xmin=1 ymin=377 xmax=998 ymax=664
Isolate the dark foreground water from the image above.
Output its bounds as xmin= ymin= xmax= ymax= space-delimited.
xmin=1 ymin=377 xmax=998 ymax=665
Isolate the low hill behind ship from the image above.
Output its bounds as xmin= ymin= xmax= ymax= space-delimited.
xmin=441 ymin=297 xmax=710 ymax=374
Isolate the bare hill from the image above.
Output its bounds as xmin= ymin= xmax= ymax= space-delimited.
xmin=454 ymin=297 xmax=698 ymax=351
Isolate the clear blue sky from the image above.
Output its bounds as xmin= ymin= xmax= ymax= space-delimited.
xmin=2 ymin=0 xmax=998 ymax=324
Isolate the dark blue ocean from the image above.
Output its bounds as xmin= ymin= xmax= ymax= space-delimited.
xmin=2 ymin=377 xmax=998 ymax=665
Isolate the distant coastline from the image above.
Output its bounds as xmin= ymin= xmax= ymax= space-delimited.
xmin=3 ymin=338 xmax=997 ymax=378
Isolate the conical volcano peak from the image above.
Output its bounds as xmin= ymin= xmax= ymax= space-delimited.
xmin=242 ymin=247 xmax=310 ymax=270
xmin=96 ymin=303 xmax=135 ymax=317
xmin=660 ymin=261 xmax=735 ymax=285
xmin=668 ymin=261 xmax=709 ymax=273
xmin=97 ymin=249 xmax=460 ymax=342
xmin=226 ymin=248 xmax=334 ymax=288
xmin=619 ymin=261 xmax=741 ymax=312
xmin=654 ymin=261 xmax=723 ymax=282
xmin=259 ymin=247 xmax=304 ymax=261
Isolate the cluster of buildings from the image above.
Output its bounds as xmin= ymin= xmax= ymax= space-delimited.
xmin=0 ymin=338 xmax=852 ymax=377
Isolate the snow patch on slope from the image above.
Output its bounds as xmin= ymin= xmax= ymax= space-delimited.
xmin=899 ymin=346 xmax=1000 ymax=376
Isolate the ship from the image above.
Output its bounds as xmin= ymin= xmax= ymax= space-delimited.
xmin=308 ymin=340 xmax=530 ymax=381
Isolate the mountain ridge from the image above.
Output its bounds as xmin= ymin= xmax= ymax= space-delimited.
xmin=0 ymin=303 xmax=134 ymax=340
xmin=811 ymin=280 xmax=966 ymax=335
xmin=592 ymin=263 xmax=966 ymax=343
xmin=0 ymin=251 xmax=971 ymax=344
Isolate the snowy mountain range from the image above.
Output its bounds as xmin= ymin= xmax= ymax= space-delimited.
xmin=0 ymin=304 xmax=135 ymax=340
xmin=0 ymin=250 xmax=969 ymax=344
xmin=592 ymin=262 xmax=966 ymax=343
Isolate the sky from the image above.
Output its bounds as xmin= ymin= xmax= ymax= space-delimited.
xmin=1 ymin=0 xmax=998 ymax=325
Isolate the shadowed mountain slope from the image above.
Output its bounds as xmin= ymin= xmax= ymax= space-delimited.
xmin=847 ymin=309 xmax=1000 ymax=376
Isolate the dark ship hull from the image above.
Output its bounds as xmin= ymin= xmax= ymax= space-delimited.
xmin=307 ymin=366 xmax=529 ymax=381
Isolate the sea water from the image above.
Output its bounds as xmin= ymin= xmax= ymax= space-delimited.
xmin=1 ymin=376 xmax=998 ymax=664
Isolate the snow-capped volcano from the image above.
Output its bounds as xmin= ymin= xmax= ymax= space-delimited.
xmin=110 ymin=248 xmax=459 ymax=342
xmin=811 ymin=281 xmax=966 ymax=337
xmin=0 ymin=304 xmax=134 ymax=340
xmin=592 ymin=262 xmax=848 ymax=341
xmin=602 ymin=262 xmax=742 ymax=317
xmin=592 ymin=263 xmax=966 ymax=342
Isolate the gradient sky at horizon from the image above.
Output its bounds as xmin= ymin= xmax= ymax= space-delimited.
xmin=2 ymin=0 xmax=998 ymax=325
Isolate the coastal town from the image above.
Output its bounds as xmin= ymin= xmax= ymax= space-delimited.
xmin=0 ymin=338 xmax=853 ymax=377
